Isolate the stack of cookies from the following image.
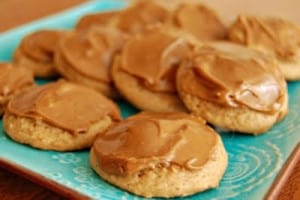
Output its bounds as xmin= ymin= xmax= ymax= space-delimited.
xmin=1 ymin=0 xmax=299 ymax=198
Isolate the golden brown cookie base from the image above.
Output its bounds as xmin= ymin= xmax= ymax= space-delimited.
xmin=112 ymin=57 xmax=187 ymax=112
xmin=3 ymin=112 xmax=113 ymax=151
xmin=179 ymin=91 xmax=288 ymax=135
xmin=90 ymin=135 xmax=227 ymax=198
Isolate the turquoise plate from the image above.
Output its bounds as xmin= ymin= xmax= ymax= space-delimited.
xmin=0 ymin=1 xmax=299 ymax=199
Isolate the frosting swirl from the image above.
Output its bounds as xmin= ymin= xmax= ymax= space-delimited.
xmin=177 ymin=42 xmax=286 ymax=113
xmin=7 ymin=80 xmax=121 ymax=134
xmin=119 ymin=27 xmax=194 ymax=93
xmin=229 ymin=15 xmax=300 ymax=62
xmin=93 ymin=112 xmax=217 ymax=175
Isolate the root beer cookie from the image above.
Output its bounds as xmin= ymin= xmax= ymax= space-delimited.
xmin=54 ymin=27 xmax=126 ymax=98
xmin=229 ymin=15 xmax=300 ymax=80
xmin=3 ymin=80 xmax=121 ymax=151
xmin=171 ymin=3 xmax=227 ymax=41
xmin=117 ymin=0 xmax=227 ymax=41
xmin=90 ymin=112 xmax=228 ymax=198
xmin=77 ymin=1 xmax=171 ymax=34
xmin=177 ymin=42 xmax=288 ymax=134
xmin=0 ymin=63 xmax=34 ymax=115
xmin=13 ymin=30 xmax=64 ymax=78
xmin=115 ymin=0 xmax=171 ymax=34
xmin=112 ymin=26 xmax=195 ymax=112
xmin=76 ymin=11 xmax=119 ymax=30
xmin=76 ymin=0 xmax=226 ymax=42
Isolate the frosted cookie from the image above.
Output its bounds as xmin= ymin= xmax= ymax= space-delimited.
xmin=13 ymin=30 xmax=64 ymax=78
xmin=76 ymin=1 xmax=171 ymax=34
xmin=115 ymin=0 xmax=171 ymax=34
xmin=0 ymin=63 xmax=34 ymax=115
xmin=54 ymin=27 xmax=126 ymax=98
xmin=112 ymin=26 xmax=195 ymax=112
xmin=229 ymin=15 xmax=300 ymax=80
xmin=76 ymin=0 xmax=226 ymax=41
xmin=171 ymin=3 xmax=227 ymax=41
xmin=177 ymin=42 xmax=288 ymax=134
xmin=3 ymin=80 xmax=121 ymax=151
xmin=76 ymin=11 xmax=119 ymax=30
xmin=116 ymin=0 xmax=226 ymax=41
xmin=90 ymin=112 xmax=228 ymax=198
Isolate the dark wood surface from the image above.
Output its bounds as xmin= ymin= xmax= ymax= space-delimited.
xmin=0 ymin=167 xmax=63 ymax=200
xmin=0 ymin=0 xmax=299 ymax=199
xmin=265 ymin=144 xmax=300 ymax=200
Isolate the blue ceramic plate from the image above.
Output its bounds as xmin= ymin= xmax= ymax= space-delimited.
xmin=0 ymin=1 xmax=299 ymax=199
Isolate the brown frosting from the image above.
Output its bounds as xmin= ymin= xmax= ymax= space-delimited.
xmin=59 ymin=27 xmax=126 ymax=83
xmin=229 ymin=15 xmax=300 ymax=61
xmin=0 ymin=63 xmax=34 ymax=97
xmin=178 ymin=42 xmax=286 ymax=113
xmin=119 ymin=28 xmax=194 ymax=93
xmin=7 ymin=80 xmax=121 ymax=134
xmin=173 ymin=4 xmax=227 ymax=41
xmin=19 ymin=30 xmax=64 ymax=62
xmin=116 ymin=1 xmax=171 ymax=34
xmin=76 ymin=11 xmax=119 ymax=30
xmin=93 ymin=112 xmax=217 ymax=175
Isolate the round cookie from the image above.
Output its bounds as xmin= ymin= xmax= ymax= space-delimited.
xmin=13 ymin=30 xmax=64 ymax=78
xmin=171 ymin=2 xmax=227 ymax=41
xmin=0 ymin=63 xmax=34 ymax=115
xmin=76 ymin=11 xmax=120 ymax=30
xmin=76 ymin=1 xmax=171 ymax=34
xmin=115 ymin=0 xmax=171 ymax=34
xmin=112 ymin=26 xmax=196 ymax=112
xmin=177 ymin=42 xmax=288 ymax=134
xmin=116 ymin=0 xmax=226 ymax=41
xmin=76 ymin=0 xmax=226 ymax=41
xmin=90 ymin=112 xmax=228 ymax=198
xmin=3 ymin=80 xmax=121 ymax=151
xmin=229 ymin=15 xmax=300 ymax=80
xmin=54 ymin=27 xmax=126 ymax=98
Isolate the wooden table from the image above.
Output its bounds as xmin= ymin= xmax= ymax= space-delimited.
xmin=0 ymin=0 xmax=299 ymax=199
xmin=0 ymin=167 xmax=63 ymax=199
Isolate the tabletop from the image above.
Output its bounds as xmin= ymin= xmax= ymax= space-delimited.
xmin=0 ymin=0 xmax=299 ymax=199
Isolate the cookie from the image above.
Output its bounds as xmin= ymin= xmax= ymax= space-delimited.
xmin=90 ymin=112 xmax=228 ymax=198
xmin=76 ymin=11 xmax=119 ymax=30
xmin=76 ymin=0 xmax=226 ymax=42
xmin=171 ymin=3 xmax=227 ymax=41
xmin=112 ymin=26 xmax=196 ymax=112
xmin=0 ymin=63 xmax=34 ymax=115
xmin=229 ymin=15 xmax=300 ymax=80
xmin=13 ymin=30 xmax=64 ymax=78
xmin=115 ymin=0 xmax=171 ymax=34
xmin=54 ymin=27 xmax=126 ymax=98
xmin=3 ymin=80 xmax=121 ymax=151
xmin=177 ymin=42 xmax=288 ymax=134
